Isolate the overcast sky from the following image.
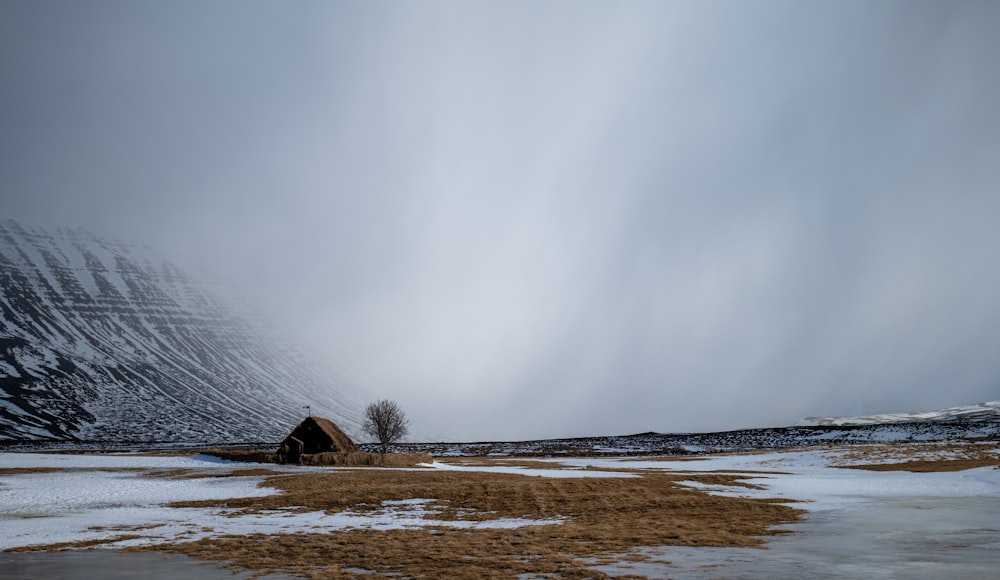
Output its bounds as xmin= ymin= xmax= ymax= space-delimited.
xmin=3 ymin=1 xmax=1000 ymax=440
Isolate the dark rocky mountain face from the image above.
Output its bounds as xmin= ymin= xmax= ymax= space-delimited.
xmin=0 ymin=220 xmax=364 ymax=443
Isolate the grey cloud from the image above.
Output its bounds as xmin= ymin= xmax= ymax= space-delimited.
xmin=3 ymin=1 xmax=999 ymax=440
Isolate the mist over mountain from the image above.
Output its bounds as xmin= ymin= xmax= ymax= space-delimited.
xmin=0 ymin=220 xmax=364 ymax=442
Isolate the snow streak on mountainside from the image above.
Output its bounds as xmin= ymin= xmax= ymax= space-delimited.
xmin=0 ymin=221 xmax=365 ymax=442
xmin=797 ymin=401 xmax=1000 ymax=427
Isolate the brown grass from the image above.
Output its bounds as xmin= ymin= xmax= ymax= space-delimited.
xmin=140 ymin=468 xmax=287 ymax=479
xmin=298 ymin=452 xmax=431 ymax=468
xmin=444 ymin=458 xmax=574 ymax=469
xmin=827 ymin=441 xmax=998 ymax=463
xmin=1 ymin=467 xmax=150 ymax=477
xmin=128 ymin=466 xmax=801 ymax=578
xmin=843 ymin=458 xmax=1000 ymax=472
xmin=201 ymin=448 xmax=432 ymax=468
xmin=201 ymin=448 xmax=280 ymax=463
xmin=7 ymin=536 xmax=146 ymax=553
xmin=0 ymin=467 xmax=60 ymax=476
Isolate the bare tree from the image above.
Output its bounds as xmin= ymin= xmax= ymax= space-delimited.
xmin=363 ymin=399 xmax=409 ymax=453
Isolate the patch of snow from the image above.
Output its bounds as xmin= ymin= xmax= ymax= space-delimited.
xmin=0 ymin=360 xmax=20 ymax=378
xmin=420 ymin=460 xmax=637 ymax=478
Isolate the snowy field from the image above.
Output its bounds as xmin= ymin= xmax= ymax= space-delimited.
xmin=2 ymin=447 xmax=999 ymax=578
xmin=0 ymin=453 xmax=583 ymax=551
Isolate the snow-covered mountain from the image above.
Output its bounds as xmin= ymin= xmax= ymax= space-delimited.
xmin=797 ymin=401 xmax=1000 ymax=427
xmin=0 ymin=220 xmax=365 ymax=442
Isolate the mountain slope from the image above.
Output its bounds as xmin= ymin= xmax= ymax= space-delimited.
xmin=796 ymin=401 xmax=1000 ymax=426
xmin=0 ymin=220 xmax=364 ymax=442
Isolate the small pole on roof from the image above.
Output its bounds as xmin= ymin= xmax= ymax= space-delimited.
xmin=304 ymin=405 xmax=311 ymax=417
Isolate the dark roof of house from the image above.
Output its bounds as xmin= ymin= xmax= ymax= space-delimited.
xmin=282 ymin=415 xmax=358 ymax=453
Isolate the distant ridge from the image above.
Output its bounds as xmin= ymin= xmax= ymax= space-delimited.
xmin=0 ymin=220 xmax=364 ymax=442
xmin=796 ymin=401 xmax=1000 ymax=427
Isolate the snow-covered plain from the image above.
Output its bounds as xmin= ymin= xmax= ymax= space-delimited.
xmin=420 ymin=459 xmax=638 ymax=478
xmin=2 ymin=448 xmax=999 ymax=578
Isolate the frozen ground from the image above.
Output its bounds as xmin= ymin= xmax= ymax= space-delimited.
xmin=1 ymin=448 xmax=998 ymax=578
